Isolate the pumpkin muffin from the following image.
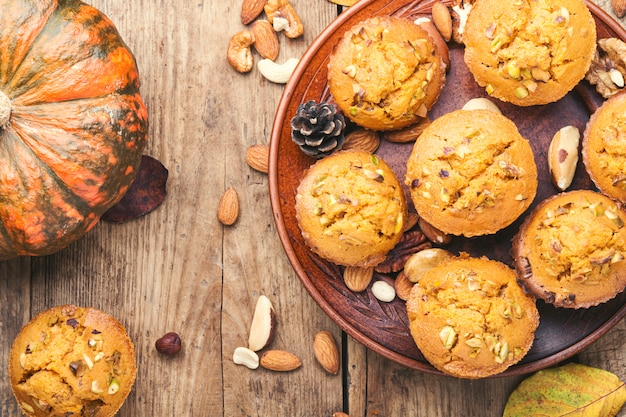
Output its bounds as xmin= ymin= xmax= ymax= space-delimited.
xmin=512 ymin=190 xmax=626 ymax=308
xmin=582 ymin=91 xmax=626 ymax=204
xmin=463 ymin=0 xmax=596 ymax=106
xmin=406 ymin=256 xmax=540 ymax=379
xmin=327 ymin=16 xmax=446 ymax=131
xmin=9 ymin=305 xmax=137 ymax=417
xmin=405 ymin=109 xmax=537 ymax=237
xmin=295 ymin=150 xmax=407 ymax=267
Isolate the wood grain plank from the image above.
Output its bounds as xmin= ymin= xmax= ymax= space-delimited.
xmin=0 ymin=258 xmax=30 ymax=416
xmin=219 ymin=0 xmax=344 ymax=415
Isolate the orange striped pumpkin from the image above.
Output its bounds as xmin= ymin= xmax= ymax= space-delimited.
xmin=0 ymin=0 xmax=148 ymax=259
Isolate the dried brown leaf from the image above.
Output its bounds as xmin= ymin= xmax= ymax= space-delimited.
xmin=102 ymin=155 xmax=168 ymax=223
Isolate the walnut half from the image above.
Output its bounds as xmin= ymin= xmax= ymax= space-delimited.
xmin=585 ymin=37 xmax=626 ymax=98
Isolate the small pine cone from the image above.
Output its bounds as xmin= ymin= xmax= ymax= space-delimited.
xmin=290 ymin=100 xmax=346 ymax=158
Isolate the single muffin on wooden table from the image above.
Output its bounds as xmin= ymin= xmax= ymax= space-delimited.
xmin=9 ymin=305 xmax=137 ymax=417
xmin=406 ymin=256 xmax=540 ymax=379
xmin=463 ymin=0 xmax=596 ymax=106
xmin=405 ymin=109 xmax=537 ymax=237
xmin=295 ymin=150 xmax=407 ymax=267
xmin=327 ymin=15 xmax=446 ymax=131
xmin=512 ymin=190 xmax=626 ymax=308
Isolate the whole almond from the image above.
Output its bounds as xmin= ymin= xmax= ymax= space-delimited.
xmin=217 ymin=187 xmax=239 ymax=225
xmin=394 ymin=271 xmax=414 ymax=301
xmin=250 ymin=20 xmax=279 ymax=61
xmin=260 ymin=349 xmax=302 ymax=371
xmin=313 ymin=331 xmax=339 ymax=375
xmin=246 ymin=144 xmax=269 ymax=173
xmin=241 ymin=0 xmax=266 ymax=25
xmin=333 ymin=413 xmax=350 ymax=417
xmin=342 ymin=128 xmax=380 ymax=153
xmin=612 ymin=0 xmax=626 ymax=18
xmin=418 ymin=217 xmax=452 ymax=245
xmin=343 ymin=266 xmax=373 ymax=292
xmin=402 ymin=212 xmax=420 ymax=233
xmin=384 ymin=117 xmax=431 ymax=143
xmin=432 ymin=1 xmax=453 ymax=42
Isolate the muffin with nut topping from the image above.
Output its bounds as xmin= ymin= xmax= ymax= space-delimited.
xmin=582 ymin=90 xmax=626 ymax=204
xmin=406 ymin=256 xmax=540 ymax=379
xmin=463 ymin=0 xmax=596 ymax=106
xmin=327 ymin=15 xmax=446 ymax=131
xmin=512 ymin=190 xmax=626 ymax=308
xmin=9 ymin=305 xmax=136 ymax=417
xmin=295 ymin=150 xmax=407 ymax=267
xmin=405 ymin=109 xmax=537 ymax=237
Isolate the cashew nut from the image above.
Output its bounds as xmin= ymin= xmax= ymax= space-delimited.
xmin=257 ymin=57 xmax=299 ymax=84
xmin=227 ymin=30 xmax=255 ymax=73
xmin=264 ymin=0 xmax=304 ymax=39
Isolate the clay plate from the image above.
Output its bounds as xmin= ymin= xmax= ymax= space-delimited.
xmin=269 ymin=0 xmax=626 ymax=376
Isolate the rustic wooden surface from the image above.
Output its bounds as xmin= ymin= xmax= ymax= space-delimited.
xmin=0 ymin=0 xmax=624 ymax=416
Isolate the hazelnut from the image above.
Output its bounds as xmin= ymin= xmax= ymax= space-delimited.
xmin=155 ymin=332 xmax=182 ymax=356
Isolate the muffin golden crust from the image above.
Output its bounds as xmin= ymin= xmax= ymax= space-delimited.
xmin=405 ymin=109 xmax=537 ymax=237
xmin=295 ymin=150 xmax=407 ymax=267
xmin=327 ymin=16 xmax=446 ymax=131
xmin=9 ymin=305 xmax=137 ymax=417
xmin=583 ymin=91 xmax=626 ymax=204
xmin=463 ymin=0 xmax=596 ymax=106
xmin=406 ymin=256 xmax=539 ymax=379
xmin=512 ymin=190 xmax=626 ymax=308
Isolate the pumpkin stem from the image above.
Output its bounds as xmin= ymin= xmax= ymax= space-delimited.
xmin=0 ymin=90 xmax=12 ymax=128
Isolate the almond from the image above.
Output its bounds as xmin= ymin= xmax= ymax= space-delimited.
xmin=250 ymin=20 xmax=279 ymax=61
xmin=418 ymin=217 xmax=452 ymax=245
xmin=260 ymin=349 xmax=302 ymax=371
xmin=383 ymin=117 xmax=430 ymax=143
xmin=241 ymin=0 xmax=266 ymax=25
xmin=246 ymin=144 xmax=269 ymax=173
xmin=612 ymin=0 xmax=626 ymax=18
xmin=343 ymin=266 xmax=373 ymax=292
xmin=333 ymin=413 xmax=350 ymax=417
xmin=394 ymin=271 xmax=414 ymax=301
xmin=431 ymin=1 xmax=452 ymax=42
xmin=342 ymin=128 xmax=380 ymax=153
xmin=402 ymin=211 xmax=420 ymax=233
xmin=217 ymin=187 xmax=239 ymax=225
xmin=313 ymin=330 xmax=340 ymax=375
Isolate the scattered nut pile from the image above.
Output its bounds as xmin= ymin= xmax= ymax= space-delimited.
xmin=227 ymin=0 xmax=304 ymax=83
xmin=232 ymin=295 xmax=340 ymax=375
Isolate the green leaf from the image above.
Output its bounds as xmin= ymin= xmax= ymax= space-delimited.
xmin=503 ymin=363 xmax=626 ymax=417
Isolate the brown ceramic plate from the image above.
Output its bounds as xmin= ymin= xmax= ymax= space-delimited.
xmin=269 ymin=0 xmax=626 ymax=376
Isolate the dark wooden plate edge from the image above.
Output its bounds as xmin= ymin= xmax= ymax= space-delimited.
xmin=269 ymin=0 xmax=626 ymax=377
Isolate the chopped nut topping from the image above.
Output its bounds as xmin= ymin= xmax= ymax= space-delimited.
xmin=439 ymin=325 xmax=457 ymax=350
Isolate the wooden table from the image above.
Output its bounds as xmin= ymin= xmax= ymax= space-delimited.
xmin=1 ymin=0 xmax=624 ymax=416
